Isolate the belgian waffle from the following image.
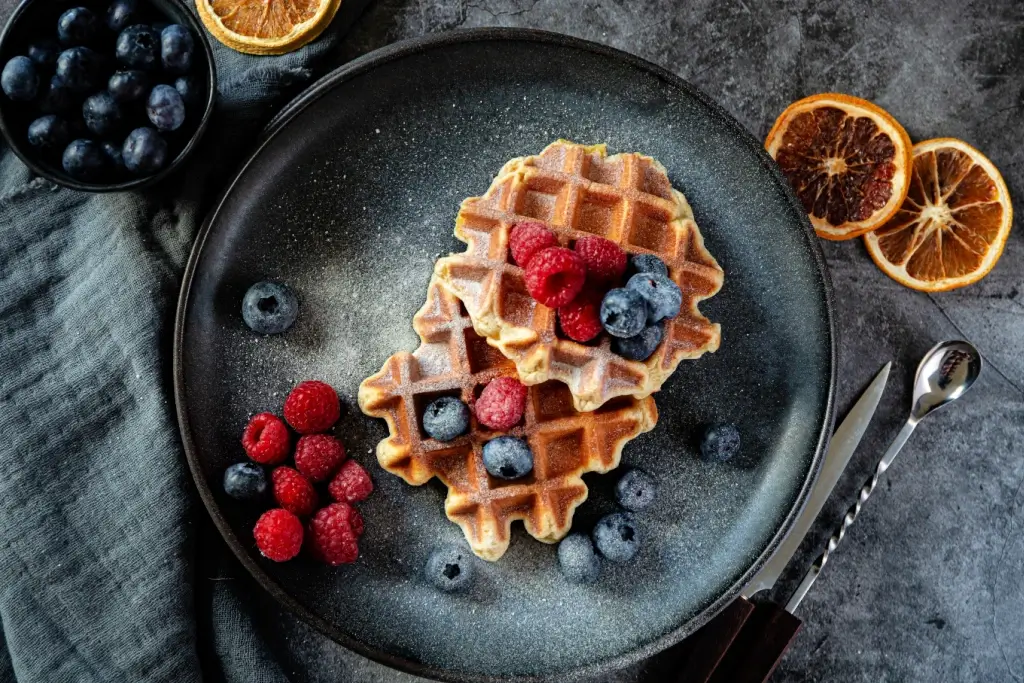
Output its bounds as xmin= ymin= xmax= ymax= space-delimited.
xmin=434 ymin=140 xmax=724 ymax=412
xmin=358 ymin=278 xmax=657 ymax=561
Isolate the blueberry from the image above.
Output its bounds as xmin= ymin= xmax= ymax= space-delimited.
xmin=241 ymin=281 xmax=299 ymax=334
xmin=2 ymin=56 xmax=39 ymax=101
xmin=62 ymin=139 xmax=106 ymax=180
xmin=223 ymin=462 xmax=267 ymax=501
xmin=108 ymin=69 xmax=148 ymax=103
xmin=27 ymin=115 xmax=71 ymax=151
xmin=116 ymin=25 xmax=160 ymax=70
xmin=700 ymin=423 xmax=740 ymax=463
xmin=611 ymin=322 xmax=663 ymax=361
xmin=146 ymin=84 xmax=185 ymax=131
xmin=627 ymin=273 xmax=682 ymax=322
xmin=101 ymin=141 xmax=124 ymax=171
xmin=615 ymin=469 xmax=656 ymax=511
xmin=482 ymin=436 xmax=533 ymax=480
xmin=627 ymin=254 xmax=668 ymax=278
xmin=425 ymin=545 xmax=474 ymax=592
xmin=557 ymin=533 xmax=601 ymax=584
xmin=422 ymin=396 xmax=470 ymax=442
xmin=600 ymin=287 xmax=647 ymax=338
xmin=38 ymin=76 xmax=76 ymax=114
xmin=121 ymin=127 xmax=167 ymax=174
xmin=106 ymin=0 xmax=140 ymax=33
xmin=57 ymin=7 xmax=99 ymax=46
xmin=592 ymin=512 xmax=640 ymax=563
xmin=174 ymin=75 xmax=200 ymax=107
xmin=28 ymin=40 xmax=61 ymax=68
xmin=82 ymin=92 xmax=122 ymax=136
xmin=160 ymin=24 xmax=194 ymax=74
xmin=55 ymin=47 xmax=102 ymax=93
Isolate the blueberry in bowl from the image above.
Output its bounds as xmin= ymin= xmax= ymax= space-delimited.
xmin=0 ymin=0 xmax=215 ymax=192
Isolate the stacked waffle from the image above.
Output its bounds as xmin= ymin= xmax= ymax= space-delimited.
xmin=359 ymin=141 xmax=723 ymax=561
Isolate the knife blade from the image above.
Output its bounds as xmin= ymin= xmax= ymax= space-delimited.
xmin=741 ymin=361 xmax=891 ymax=599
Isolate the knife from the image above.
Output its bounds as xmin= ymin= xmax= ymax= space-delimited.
xmin=671 ymin=362 xmax=891 ymax=683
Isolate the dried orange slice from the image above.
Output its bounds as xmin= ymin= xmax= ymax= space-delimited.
xmin=196 ymin=0 xmax=341 ymax=55
xmin=864 ymin=138 xmax=1013 ymax=292
xmin=766 ymin=93 xmax=913 ymax=240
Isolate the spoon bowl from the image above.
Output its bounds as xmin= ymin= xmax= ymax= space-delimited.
xmin=911 ymin=340 xmax=982 ymax=422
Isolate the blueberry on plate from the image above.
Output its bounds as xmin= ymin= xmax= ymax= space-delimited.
xmin=38 ymin=76 xmax=76 ymax=114
xmin=241 ymin=281 xmax=299 ymax=334
xmin=146 ymin=84 xmax=185 ymax=131
xmin=108 ymin=69 xmax=148 ymax=103
xmin=627 ymin=272 xmax=682 ymax=322
xmin=160 ymin=24 xmax=194 ymax=74
xmin=627 ymin=253 xmax=668 ymax=278
xmin=558 ymin=533 xmax=601 ymax=584
xmin=700 ymin=423 xmax=740 ymax=463
xmin=55 ymin=47 xmax=101 ymax=93
xmin=425 ymin=545 xmax=474 ymax=592
xmin=27 ymin=115 xmax=71 ymax=151
xmin=611 ymin=322 xmax=663 ymax=361
xmin=599 ymin=287 xmax=647 ymax=338
xmin=223 ymin=462 xmax=267 ymax=501
xmin=422 ymin=396 xmax=470 ymax=442
xmin=482 ymin=436 xmax=533 ymax=480
xmin=615 ymin=468 xmax=656 ymax=511
xmin=28 ymin=40 xmax=61 ymax=68
xmin=101 ymin=141 xmax=124 ymax=171
xmin=1 ymin=56 xmax=39 ymax=101
xmin=115 ymin=25 xmax=160 ymax=70
xmin=106 ymin=0 xmax=140 ymax=33
xmin=121 ymin=127 xmax=167 ymax=174
xmin=592 ymin=512 xmax=640 ymax=563
xmin=57 ymin=7 xmax=99 ymax=46
xmin=82 ymin=92 xmax=122 ymax=136
xmin=62 ymin=139 xmax=106 ymax=180
xmin=174 ymin=75 xmax=200 ymax=107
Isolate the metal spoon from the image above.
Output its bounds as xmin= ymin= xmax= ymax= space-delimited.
xmin=785 ymin=340 xmax=982 ymax=611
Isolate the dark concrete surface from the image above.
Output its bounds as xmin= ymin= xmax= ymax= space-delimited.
xmin=4 ymin=1 xmax=1022 ymax=681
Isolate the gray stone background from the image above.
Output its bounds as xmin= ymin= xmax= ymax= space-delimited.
xmin=6 ymin=0 xmax=1022 ymax=681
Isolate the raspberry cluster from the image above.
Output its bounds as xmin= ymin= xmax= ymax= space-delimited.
xmin=225 ymin=379 xmax=375 ymax=566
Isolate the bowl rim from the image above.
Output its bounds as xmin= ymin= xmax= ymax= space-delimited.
xmin=0 ymin=0 xmax=217 ymax=193
xmin=173 ymin=27 xmax=839 ymax=683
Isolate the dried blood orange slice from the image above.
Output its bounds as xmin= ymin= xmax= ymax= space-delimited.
xmin=864 ymin=138 xmax=1013 ymax=292
xmin=766 ymin=93 xmax=913 ymax=240
xmin=196 ymin=0 xmax=341 ymax=55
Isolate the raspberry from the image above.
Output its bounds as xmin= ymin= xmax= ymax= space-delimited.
xmin=253 ymin=508 xmax=303 ymax=562
xmin=283 ymin=380 xmax=340 ymax=434
xmin=294 ymin=433 xmax=346 ymax=482
xmin=241 ymin=412 xmax=290 ymax=465
xmin=557 ymin=289 xmax=603 ymax=342
xmin=309 ymin=502 xmax=363 ymax=565
xmin=509 ymin=221 xmax=558 ymax=268
xmin=328 ymin=459 xmax=374 ymax=504
xmin=474 ymin=377 xmax=527 ymax=431
xmin=524 ymin=247 xmax=586 ymax=308
xmin=271 ymin=466 xmax=318 ymax=517
xmin=574 ymin=236 xmax=627 ymax=284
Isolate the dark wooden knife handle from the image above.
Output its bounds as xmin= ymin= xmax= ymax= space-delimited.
xmin=670 ymin=598 xmax=802 ymax=683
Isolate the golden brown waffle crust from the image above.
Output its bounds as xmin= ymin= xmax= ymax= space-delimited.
xmin=358 ymin=279 xmax=657 ymax=561
xmin=434 ymin=140 xmax=724 ymax=412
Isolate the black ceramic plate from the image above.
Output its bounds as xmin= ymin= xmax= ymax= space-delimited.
xmin=175 ymin=29 xmax=835 ymax=683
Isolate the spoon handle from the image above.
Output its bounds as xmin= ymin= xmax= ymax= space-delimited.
xmin=785 ymin=419 xmax=917 ymax=612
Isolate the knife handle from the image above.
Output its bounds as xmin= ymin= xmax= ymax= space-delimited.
xmin=707 ymin=602 xmax=802 ymax=683
xmin=671 ymin=598 xmax=756 ymax=682
xmin=670 ymin=599 xmax=802 ymax=683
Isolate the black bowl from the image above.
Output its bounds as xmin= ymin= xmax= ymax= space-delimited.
xmin=0 ymin=0 xmax=215 ymax=192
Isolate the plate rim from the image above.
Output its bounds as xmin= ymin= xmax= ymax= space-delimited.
xmin=173 ymin=27 xmax=837 ymax=683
